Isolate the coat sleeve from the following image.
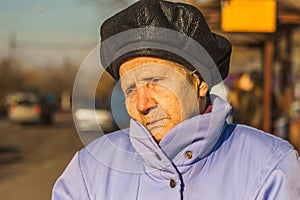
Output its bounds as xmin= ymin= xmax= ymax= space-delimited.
xmin=52 ymin=152 xmax=90 ymax=200
xmin=256 ymin=150 xmax=300 ymax=200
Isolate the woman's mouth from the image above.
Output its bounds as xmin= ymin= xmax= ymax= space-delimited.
xmin=145 ymin=118 xmax=166 ymax=128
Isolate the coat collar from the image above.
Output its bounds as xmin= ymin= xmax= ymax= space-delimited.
xmin=129 ymin=96 xmax=231 ymax=171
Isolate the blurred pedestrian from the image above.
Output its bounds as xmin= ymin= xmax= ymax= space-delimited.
xmin=234 ymin=71 xmax=263 ymax=129
xmin=52 ymin=0 xmax=300 ymax=199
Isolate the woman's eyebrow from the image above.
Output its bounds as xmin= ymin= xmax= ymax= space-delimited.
xmin=141 ymin=77 xmax=154 ymax=82
xmin=140 ymin=75 xmax=166 ymax=81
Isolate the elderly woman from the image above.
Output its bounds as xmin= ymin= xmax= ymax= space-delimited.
xmin=52 ymin=0 xmax=300 ymax=199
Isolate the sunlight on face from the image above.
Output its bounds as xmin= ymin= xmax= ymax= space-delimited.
xmin=119 ymin=57 xmax=203 ymax=142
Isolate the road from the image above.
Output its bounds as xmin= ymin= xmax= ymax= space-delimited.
xmin=0 ymin=112 xmax=84 ymax=200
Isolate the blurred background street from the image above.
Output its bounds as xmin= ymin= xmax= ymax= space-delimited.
xmin=0 ymin=112 xmax=83 ymax=200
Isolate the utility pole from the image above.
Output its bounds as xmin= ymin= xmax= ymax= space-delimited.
xmin=9 ymin=30 xmax=17 ymax=60
xmin=7 ymin=31 xmax=18 ymax=93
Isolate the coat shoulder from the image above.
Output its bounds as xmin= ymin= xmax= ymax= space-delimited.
xmin=232 ymin=124 xmax=294 ymax=155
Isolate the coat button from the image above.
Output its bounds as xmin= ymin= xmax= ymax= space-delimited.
xmin=185 ymin=151 xmax=193 ymax=159
xmin=169 ymin=179 xmax=176 ymax=188
xmin=155 ymin=153 xmax=161 ymax=161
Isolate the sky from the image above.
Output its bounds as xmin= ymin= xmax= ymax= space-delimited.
xmin=0 ymin=0 xmax=134 ymax=66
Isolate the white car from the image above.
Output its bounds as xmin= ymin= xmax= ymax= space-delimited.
xmin=74 ymin=108 xmax=117 ymax=133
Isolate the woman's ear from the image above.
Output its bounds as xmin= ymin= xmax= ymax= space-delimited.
xmin=199 ymin=81 xmax=209 ymax=97
xmin=190 ymin=73 xmax=208 ymax=98
xmin=190 ymin=73 xmax=208 ymax=114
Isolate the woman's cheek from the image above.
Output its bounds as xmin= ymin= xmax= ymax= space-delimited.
xmin=125 ymin=97 xmax=139 ymax=120
xmin=153 ymin=89 xmax=182 ymax=122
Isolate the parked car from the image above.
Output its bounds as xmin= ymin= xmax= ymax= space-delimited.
xmin=6 ymin=92 xmax=54 ymax=124
xmin=74 ymin=107 xmax=117 ymax=133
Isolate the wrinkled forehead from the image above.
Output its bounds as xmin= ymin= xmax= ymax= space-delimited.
xmin=119 ymin=56 xmax=188 ymax=80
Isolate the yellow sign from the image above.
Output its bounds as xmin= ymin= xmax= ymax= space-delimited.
xmin=221 ymin=0 xmax=277 ymax=33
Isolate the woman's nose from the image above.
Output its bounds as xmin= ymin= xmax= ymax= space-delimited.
xmin=136 ymin=87 xmax=157 ymax=115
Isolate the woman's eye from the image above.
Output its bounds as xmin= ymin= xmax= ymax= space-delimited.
xmin=125 ymin=85 xmax=136 ymax=95
xmin=151 ymin=77 xmax=163 ymax=83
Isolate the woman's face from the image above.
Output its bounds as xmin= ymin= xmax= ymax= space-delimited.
xmin=119 ymin=57 xmax=208 ymax=142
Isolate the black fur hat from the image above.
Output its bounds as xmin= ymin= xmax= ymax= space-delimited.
xmin=100 ymin=0 xmax=232 ymax=86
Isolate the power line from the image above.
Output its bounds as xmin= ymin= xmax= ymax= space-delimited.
xmin=17 ymin=41 xmax=97 ymax=51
